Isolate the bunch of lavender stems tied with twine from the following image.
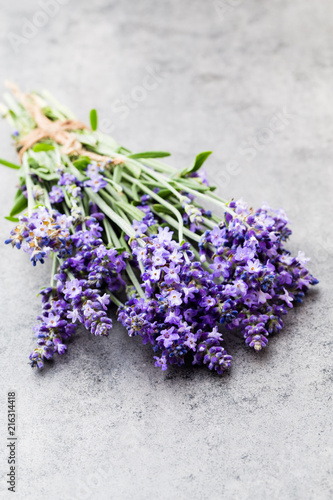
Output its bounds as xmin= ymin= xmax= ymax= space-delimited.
xmin=0 ymin=83 xmax=318 ymax=374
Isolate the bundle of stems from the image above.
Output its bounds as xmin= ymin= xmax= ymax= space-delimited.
xmin=0 ymin=84 xmax=318 ymax=374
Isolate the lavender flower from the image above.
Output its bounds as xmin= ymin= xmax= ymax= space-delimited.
xmin=59 ymin=172 xmax=82 ymax=201
xmin=49 ymin=185 xmax=64 ymax=204
xmin=2 ymin=85 xmax=318 ymax=376
xmin=198 ymin=199 xmax=318 ymax=351
xmin=84 ymin=175 xmax=107 ymax=193
xmin=5 ymin=207 xmax=73 ymax=265
xmin=30 ymin=216 xmax=128 ymax=368
xmin=118 ymin=225 xmax=232 ymax=375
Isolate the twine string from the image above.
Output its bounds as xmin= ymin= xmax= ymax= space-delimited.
xmin=5 ymin=82 xmax=110 ymax=162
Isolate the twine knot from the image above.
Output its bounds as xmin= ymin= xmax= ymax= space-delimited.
xmin=6 ymin=82 xmax=110 ymax=162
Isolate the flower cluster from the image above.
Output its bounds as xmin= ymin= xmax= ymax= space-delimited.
xmin=5 ymin=207 xmax=73 ymax=265
xmin=199 ymin=199 xmax=318 ymax=351
xmin=57 ymin=171 xmax=83 ymax=200
xmin=118 ymin=226 xmax=232 ymax=375
xmin=29 ymin=216 xmax=128 ymax=368
xmin=2 ymin=86 xmax=318 ymax=376
xmin=84 ymin=161 xmax=108 ymax=193
xmin=49 ymin=185 xmax=64 ymax=204
xmin=182 ymin=196 xmax=210 ymax=233
xmin=118 ymin=198 xmax=317 ymax=373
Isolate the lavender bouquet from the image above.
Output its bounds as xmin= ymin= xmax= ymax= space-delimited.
xmin=0 ymin=83 xmax=318 ymax=374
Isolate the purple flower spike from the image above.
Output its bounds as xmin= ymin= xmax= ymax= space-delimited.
xmin=29 ymin=214 xmax=128 ymax=368
xmin=118 ymin=221 xmax=232 ymax=375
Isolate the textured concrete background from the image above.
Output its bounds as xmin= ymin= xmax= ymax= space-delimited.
xmin=0 ymin=1 xmax=332 ymax=499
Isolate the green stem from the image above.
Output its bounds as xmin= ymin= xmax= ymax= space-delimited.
xmin=191 ymin=246 xmax=211 ymax=272
xmin=103 ymin=218 xmax=117 ymax=246
xmin=173 ymin=181 xmax=236 ymax=218
xmin=107 ymin=291 xmax=124 ymax=308
xmin=122 ymin=172 xmax=184 ymax=243
xmin=104 ymin=218 xmax=145 ymax=299
xmin=50 ymin=253 xmax=58 ymax=286
xmin=139 ymin=164 xmax=192 ymax=209
xmin=133 ymin=157 xmax=240 ymax=223
xmin=66 ymin=270 xmax=75 ymax=280
xmin=155 ymin=212 xmax=201 ymax=243
xmin=113 ymin=204 xmax=131 ymax=225
xmin=65 ymin=158 xmax=136 ymax=237
xmin=125 ymin=263 xmax=145 ymax=299
xmin=77 ymin=199 xmax=86 ymax=230
xmin=104 ymin=177 xmax=124 ymax=202
xmin=141 ymin=158 xmax=175 ymax=174
xmin=43 ymin=186 xmax=52 ymax=210
xmin=23 ymin=154 xmax=35 ymax=216
xmin=87 ymin=189 xmax=136 ymax=237
xmin=202 ymin=217 xmax=216 ymax=229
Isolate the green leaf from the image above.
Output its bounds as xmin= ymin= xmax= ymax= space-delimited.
xmin=113 ymin=165 xmax=122 ymax=184
xmin=154 ymin=188 xmax=172 ymax=199
xmin=152 ymin=204 xmax=174 ymax=216
xmin=96 ymin=134 xmax=121 ymax=151
xmin=192 ymin=151 xmax=212 ymax=171
xmin=177 ymin=178 xmax=211 ymax=192
xmin=27 ymin=157 xmax=39 ymax=169
xmin=107 ymin=246 xmax=126 ymax=254
xmin=75 ymin=132 xmax=97 ymax=147
xmin=28 ymin=149 xmax=57 ymax=172
xmin=178 ymin=151 xmax=212 ymax=177
xmin=37 ymin=286 xmax=47 ymax=297
xmin=73 ymin=156 xmax=91 ymax=171
xmin=82 ymin=193 xmax=89 ymax=214
xmin=0 ymin=158 xmax=21 ymax=170
xmin=121 ymin=184 xmax=138 ymax=202
xmin=124 ymin=162 xmax=141 ymax=179
xmin=105 ymin=178 xmax=123 ymax=193
xmin=90 ymin=109 xmax=98 ymax=131
xmin=9 ymin=192 xmax=28 ymax=216
xmin=30 ymin=169 xmax=59 ymax=181
xmin=42 ymin=106 xmax=60 ymax=121
xmin=14 ymin=187 xmax=24 ymax=201
xmin=115 ymin=201 xmax=146 ymax=220
xmin=128 ymin=151 xmax=171 ymax=159
xmin=5 ymin=216 xmax=19 ymax=222
xmin=33 ymin=144 xmax=55 ymax=152
xmin=131 ymin=183 xmax=140 ymax=202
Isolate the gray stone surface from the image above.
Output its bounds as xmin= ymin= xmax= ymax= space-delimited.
xmin=0 ymin=1 xmax=332 ymax=499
